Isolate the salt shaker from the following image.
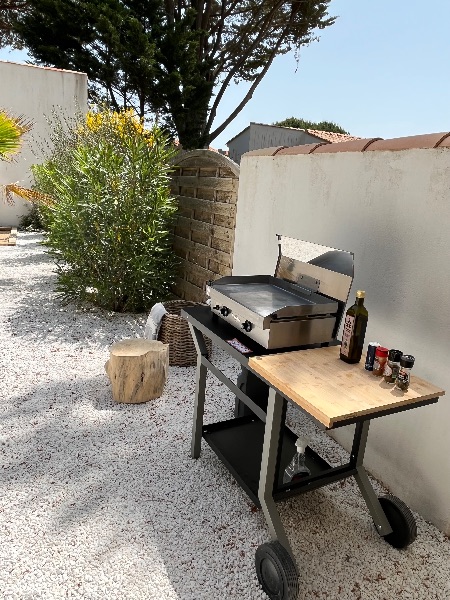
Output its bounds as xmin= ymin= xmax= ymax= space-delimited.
xmin=395 ymin=355 xmax=415 ymax=391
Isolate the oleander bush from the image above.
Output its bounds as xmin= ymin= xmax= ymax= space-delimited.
xmin=32 ymin=107 xmax=178 ymax=312
xmin=18 ymin=203 xmax=46 ymax=231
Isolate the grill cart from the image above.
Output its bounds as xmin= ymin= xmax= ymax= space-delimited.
xmin=183 ymin=238 xmax=445 ymax=600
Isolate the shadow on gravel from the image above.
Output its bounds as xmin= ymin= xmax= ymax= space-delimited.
xmin=0 ymin=372 xmax=267 ymax=598
xmin=2 ymin=373 xmax=450 ymax=599
xmin=3 ymin=236 xmax=450 ymax=599
xmin=1 ymin=234 xmax=145 ymax=348
xmin=4 ymin=280 xmax=144 ymax=348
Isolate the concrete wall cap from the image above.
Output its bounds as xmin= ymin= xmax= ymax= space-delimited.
xmin=435 ymin=132 xmax=450 ymax=148
xmin=312 ymin=138 xmax=382 ymax=153
xmin=243 ymin=147 xmax=286 ymax=157
xmin=275 ymin=143 xmax=329 ymax=155
xmin=172 ymin=148 xmax=240 ymax=175
xmin=365 ymin=133 xmax=450 ymax=152
xmin=0 ymin=59 xmax=86 ymax=76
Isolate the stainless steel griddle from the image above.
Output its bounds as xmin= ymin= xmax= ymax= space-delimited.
xmin=209 ymin=236 xmax=354 ymax=349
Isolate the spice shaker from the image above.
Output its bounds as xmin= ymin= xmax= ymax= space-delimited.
xmin=383 ymin=349 xmax=403 ymax=384
xmin=395 ymin=355 xmax=415 ymax=391
xmin=372 ymin=346 xmax=389 ymax=376
xmin=365 ymin=342 xmax=380 ymax=371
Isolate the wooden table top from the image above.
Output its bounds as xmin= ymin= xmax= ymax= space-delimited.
xmin=248 ymin=346 xmax=445 ymax=428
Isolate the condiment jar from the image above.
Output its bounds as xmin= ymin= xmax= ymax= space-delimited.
xmin=364 ymin=342 xmax=380 ymax=371
xmin=395 ymin=355 xmax=415 ymax=391
xmin=383 ymin=349 xmax=403 ymax=384
xmin=372 ymin=346 xmax=389 ymax=376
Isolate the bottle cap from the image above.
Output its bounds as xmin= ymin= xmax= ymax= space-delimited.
xmin=295 ymin=437 xmax=309 ymax=453
xmin=375 ymin=346 xmax=389 ymax=357
xmin=400 ymin=355 xmax=415 ymax=368
xmin=356 ymin=290 xmax=365 ymax=298
xmin=388 ymin=349 xmax=403 ymax=362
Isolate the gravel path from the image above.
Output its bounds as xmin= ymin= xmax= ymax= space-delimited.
xmin=1 ymin=233 xmax=449 ymax=600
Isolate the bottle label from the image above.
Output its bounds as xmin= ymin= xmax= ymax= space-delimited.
xmin=340 ymin=315 xmax=355 ymax=357
xmin=397 ymin=369 xmax=409 ymax=384
xmin=395 ymin=367 xmax=411 ymax=391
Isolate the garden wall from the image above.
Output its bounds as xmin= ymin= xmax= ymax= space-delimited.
xmin=0 ymin=60 xmax=88 ymax=226
xmin=233 ymin=133 xmax=450 ymax=534
xmin=170 ymin=150 xmax=239 ymax=302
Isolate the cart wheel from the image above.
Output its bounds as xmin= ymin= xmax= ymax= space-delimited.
xmin=255 ymin=541 xmax=299 ymax=600
xmin=378 ymin=494 xmax=417 ymax=549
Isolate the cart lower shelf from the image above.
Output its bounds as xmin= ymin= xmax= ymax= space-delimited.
xmin=203 ymin=415 xmax=336 ymax=507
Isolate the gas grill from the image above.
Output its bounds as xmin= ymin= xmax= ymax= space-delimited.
xmin=209 ymin=236 xmax=354 ymax=350
xmin=182 ymin=236 xmax=444 ymax=600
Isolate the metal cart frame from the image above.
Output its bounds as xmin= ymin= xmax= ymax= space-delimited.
xmin=183 ymin=306 xmax=439 ymax=599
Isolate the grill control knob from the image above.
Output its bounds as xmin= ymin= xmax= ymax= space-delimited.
xmin=242 ymin=320 xmax=253 ymax=332
xmin=220 ymin=306 xmax=231 ymax=317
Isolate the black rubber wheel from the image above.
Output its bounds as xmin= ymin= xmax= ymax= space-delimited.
xmin=378 ymin=494 xmax=417 ymax=549
xmin=255 ymin=541 xmax=299 ymax=600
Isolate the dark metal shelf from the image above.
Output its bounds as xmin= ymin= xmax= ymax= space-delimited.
xmin=202 ymin=416 xmax=333 ymax=507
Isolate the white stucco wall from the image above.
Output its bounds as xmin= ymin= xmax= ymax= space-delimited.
xmin=233 ymin=148 xmax=450 ymax=534
xmin=0 ymin=61 xmax=88 ymax=226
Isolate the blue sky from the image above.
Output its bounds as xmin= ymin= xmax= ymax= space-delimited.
xmin=2 ymin=0 xmax=449 ymax=149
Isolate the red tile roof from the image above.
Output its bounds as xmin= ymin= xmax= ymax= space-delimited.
xmin=306 ymin=129 xmax=361 ymax=143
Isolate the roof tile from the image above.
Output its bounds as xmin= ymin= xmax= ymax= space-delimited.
xmin=306 ymin=129 xmax=361 ymax=143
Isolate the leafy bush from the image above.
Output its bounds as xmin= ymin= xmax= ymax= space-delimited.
xmin=18 ymin=203 xmax=46 ymax=231
xmin=32 ymin=107 xmax=178 ymax=312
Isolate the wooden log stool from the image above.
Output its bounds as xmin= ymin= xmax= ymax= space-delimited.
xmin=105 ymin=339 xmax=169 ymax=403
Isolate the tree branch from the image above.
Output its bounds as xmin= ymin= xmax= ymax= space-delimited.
xmin=164 ymin=0 xmax=175 ymax=24
xmin=106 ymin=82 xmax=120 ymax=111
xmin=208 ymin=20 xmax=290 ymax=143
xmin=206 ymin=1 xmax=285 ymax=133
xmin=210 ymin=0 xmax=227 ymax=56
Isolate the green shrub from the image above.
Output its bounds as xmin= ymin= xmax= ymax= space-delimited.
xmin=32 ymin=108 xmax=178 ymax=312
xmin=18 ymin=203 xmax=47 ymax=231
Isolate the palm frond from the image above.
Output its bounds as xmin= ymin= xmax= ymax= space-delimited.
xmin=4 ymin=183 xmax=55 ymax=207
xmin=0 ymin=110 xmax=33 ymax=161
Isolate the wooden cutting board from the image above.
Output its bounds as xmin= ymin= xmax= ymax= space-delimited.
xmin=248 ymin=346 xmax=445 ymax=428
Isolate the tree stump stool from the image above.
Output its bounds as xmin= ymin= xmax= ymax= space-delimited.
xmin=105 ymin=339 xmax=169 ymax=403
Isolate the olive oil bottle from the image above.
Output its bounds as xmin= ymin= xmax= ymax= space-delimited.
xmin=339 ymin=290 xmax=368 ymax=364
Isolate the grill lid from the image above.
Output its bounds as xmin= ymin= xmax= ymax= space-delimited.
xmin=275 ymin=235 xmax=354 ymax=303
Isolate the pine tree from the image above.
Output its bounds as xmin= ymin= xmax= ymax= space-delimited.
xmin=13 ymin=1 xmax=336 ymax=149
xmin=0 ymin=0 xmax=28 ymax=48
xmin=274 ymin=117 xmax=349 ymax=134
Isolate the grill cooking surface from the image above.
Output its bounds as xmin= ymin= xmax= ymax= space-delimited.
xmin=215 ymin=282 xmax=316 ymax=318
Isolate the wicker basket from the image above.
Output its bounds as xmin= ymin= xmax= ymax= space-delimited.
xmin=158 ymin=300 xmax=212 ymax=366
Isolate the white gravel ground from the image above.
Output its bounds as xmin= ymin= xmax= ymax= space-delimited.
xmin=1 ymin=233 xmax=450 ymax=600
